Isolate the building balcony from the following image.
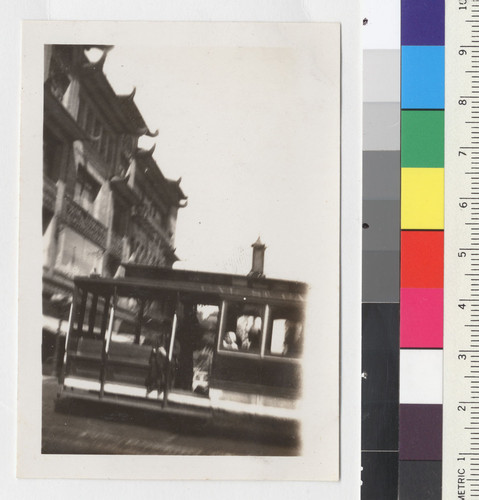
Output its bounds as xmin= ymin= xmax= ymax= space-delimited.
xmin=43 ymin=176 xmax=57 ymax=213
xmin=130 ymin=205 xmax=173 ymax=248
xmin=62 ymin=197 xmax=107 ymax=249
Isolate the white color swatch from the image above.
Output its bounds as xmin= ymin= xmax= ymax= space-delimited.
xmin=400 ymin=349 xmax=443 ymax=404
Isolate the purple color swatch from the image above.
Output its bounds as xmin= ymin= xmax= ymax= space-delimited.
xmin=399 ymin=404 xmax=442 ymax=460
xmin=401 ymin=0 xmax=445 ymax=46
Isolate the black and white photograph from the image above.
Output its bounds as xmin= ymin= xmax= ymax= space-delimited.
xmin=18 ymin=21 xmax=341 ymax=480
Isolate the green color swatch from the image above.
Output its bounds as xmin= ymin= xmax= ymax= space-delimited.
xmin=401 ymin=110 xmax=444 ymax=168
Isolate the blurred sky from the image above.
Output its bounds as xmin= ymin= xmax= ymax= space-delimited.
xmin=101 ymin=42 xmax=338 ymax=282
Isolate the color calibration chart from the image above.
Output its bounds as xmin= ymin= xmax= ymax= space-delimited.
xmin=362 ymin=0 xmax=444 ymax=498
xmin=400 ymin=0 xmax=445 ymax=497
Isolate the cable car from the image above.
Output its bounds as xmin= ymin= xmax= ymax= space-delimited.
xmin=57 ymin=263 xmax=308 ymax=425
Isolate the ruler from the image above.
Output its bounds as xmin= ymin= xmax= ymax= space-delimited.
xmin=444 ymin=1 xmax=479 ymax=498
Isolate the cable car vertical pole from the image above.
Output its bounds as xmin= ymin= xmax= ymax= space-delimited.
xmin=163 ymin=296 xmax=179 ymax=408
xmin=100 ymin=287 xmax=116 ymax=398
xmin=168 ymin=313 xmax=178 ymax=362
xmin=58 ymin=287 xmax=77 ymax=393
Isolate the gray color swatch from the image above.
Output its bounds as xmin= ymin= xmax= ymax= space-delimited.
xmin=361 ymin=451 xmax=398 ymax=499
xmin=363 ymin=200 xmax=400 ymax=251
xmin=363 ymin=150 xmax=400 ymax=201
xmin=363 ymin=49 xmax=400 ymax=103
xmin=362 ymin=250 xmax=400 ymax=303
xmin=363 ymin=102 xmax=400 ymax=151
xmin=399 ymin=461 xmax=441 ymax=499
xmin=362 ymin=303 xmax=399 ymax=451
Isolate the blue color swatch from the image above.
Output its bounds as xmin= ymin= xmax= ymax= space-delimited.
xmin=401 ymin=46 xmax=444 ymax=109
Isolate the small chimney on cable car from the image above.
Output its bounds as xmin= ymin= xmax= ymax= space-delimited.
xmin=248 ymin=237 xmax=266 ymax=278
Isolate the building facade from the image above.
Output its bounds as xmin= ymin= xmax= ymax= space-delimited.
xmin=42 ymin=45 xmax=187 ymax=362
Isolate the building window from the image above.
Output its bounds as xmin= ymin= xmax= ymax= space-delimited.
xmin=85 ymin=109 xmax=95 ymax=137
xmin=73 ymin=167 xmax=100 ymax=214
xmin=43 ymin=129 xmax=62 ymax=182
xmin=92 ymin=119 xmax=103 ymax=155
xmin=106 ymin=254 xmax=121 ymax=277
xmin=112 ymin=200 xmax=128 ymax=236
xmin=78 ymin=96 xmax=97 ymax=138
xmin=46 ymin=51 xmax=71 ymax=102
xmin=77 ymin=96 xmax=115 ymax=166
xmin=77 ymin=96 xmax=87 ymax=129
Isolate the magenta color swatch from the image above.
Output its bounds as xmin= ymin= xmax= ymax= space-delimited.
xmin=400 ymin=288 xmax=443 ymax=348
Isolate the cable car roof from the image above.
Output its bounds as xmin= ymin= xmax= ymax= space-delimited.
xmin=73 ymin=265 xmax=308 ymax=303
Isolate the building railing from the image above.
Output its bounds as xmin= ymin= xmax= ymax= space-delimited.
xmin=62 ymin=197 xmax=107 ymax=249
xmin=43 ymin=176 xmax=57 ymax=212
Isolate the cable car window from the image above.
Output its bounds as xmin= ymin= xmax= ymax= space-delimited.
xmin=265 ymin=305 xmax=303 ymax=358
xmin=221 ymin=302 xmax=263 ymax=354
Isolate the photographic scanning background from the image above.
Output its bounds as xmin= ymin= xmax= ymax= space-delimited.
xmin=3 ymin=0 xmax=360 ymax=498
xmin=21 ymin=20 xmax=339 ymax=479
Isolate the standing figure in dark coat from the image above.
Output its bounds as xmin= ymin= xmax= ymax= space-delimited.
xmin=176 ymin=302 xmax=200 ymax=391
xmin=145 ymin=319 xmax=180 ymax=395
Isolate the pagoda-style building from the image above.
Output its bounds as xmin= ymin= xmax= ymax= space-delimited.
xmin=42 ymin=45 xmax=187 ymax=364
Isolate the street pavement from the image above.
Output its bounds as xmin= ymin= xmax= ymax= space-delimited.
xmin=42 ymin=376 xmax=300 ymax=455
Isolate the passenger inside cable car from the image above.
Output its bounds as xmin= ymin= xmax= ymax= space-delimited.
xmin=222 ymin=331 xmax=239 ymax=350
xmin=222 ymin=302 xmax=263 ymax=352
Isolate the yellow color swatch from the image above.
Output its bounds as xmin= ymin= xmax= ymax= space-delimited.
xmin=401 ymin=168 xmax=444 ymax=230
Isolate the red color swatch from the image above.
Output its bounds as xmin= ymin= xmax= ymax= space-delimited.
xmin=401 ymin=230 xmax=444 ymax=288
